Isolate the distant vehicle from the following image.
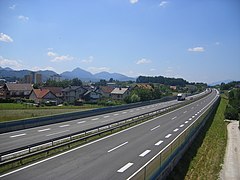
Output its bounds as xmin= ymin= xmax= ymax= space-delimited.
xmin=177 ymin=93 xmax=186 ymax=101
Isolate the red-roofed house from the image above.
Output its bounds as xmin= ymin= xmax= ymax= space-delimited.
xmin=29 ymin=89 xmax=59 ymax=104
xmin=97 ymin=86 xmax=114 ymax=98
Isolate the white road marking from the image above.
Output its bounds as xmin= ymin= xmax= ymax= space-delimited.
xmin=189 ymin=118 xmax=192 ymax=121
xmin=172 ymin=116 xmax=177 ymax=120
xmin=180 ymin=124 xmax=184 ymax=128
xmin=150 ymin=125 xmax=160 ymax=131
xmin=185 ymin=121 xmax=189 ymax=124
xmin=122 ymin=111 xmax=127 ymax=114
xmin=38 ymin=128 xmax=51 ymax=132
xmin=165 ymin=134 xmax=172 ymax=138
xmin=46 ymin=130 xmax=69 ymax=137
xmin=192 ymin=115 xmax=195 ymax=118
xmin=114 ymin=114 xmax=119 ymax=116
xmin=104 ymin=116 xmax=109 ymax=118
xmin=173 ymin=128 xmax=179 ymax=132
xmin=155 ymin=140 xmax=163 ymax=146
xmin=108 ymin=142 xmax=128 ymax=153
xmin=117 ymin=163 xmax=134 ymax=173
xmin=59 ymin=124 xmax=70 ymax=128
xmin=77 ymin=121 xmax=86 ymax=124
xmin=139 ymin=150 xmax=151 ymax=157
xmin=91 ymin=118 xmax=99 ymax=121
xmin=191 ymin=107 xmax=194 ymax=109
xmin=184 ymin=111 xmax=187 ymax=113
xmin=195 ymin=113 xmax=198 ymax=116
xmin=10 ymin=133 xmax=26 ymax=138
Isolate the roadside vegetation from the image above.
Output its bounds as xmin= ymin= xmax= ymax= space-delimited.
xmin=168 ymin=95 xmax=228 ymax=179
xmin=0 ymin=103 xmax=103 ymax=122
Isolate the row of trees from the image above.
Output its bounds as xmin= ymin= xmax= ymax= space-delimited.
xmin=136 ymin=76 xmax=188 ymax=87
xmin=224 ymin=88 xmax=240 ymax=120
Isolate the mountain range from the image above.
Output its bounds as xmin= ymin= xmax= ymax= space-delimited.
xmin=0 ymin=67 xmax=135 ymax=82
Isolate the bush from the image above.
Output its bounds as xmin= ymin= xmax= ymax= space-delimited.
xmin=224 ymin=104 xmax=239 ymax=120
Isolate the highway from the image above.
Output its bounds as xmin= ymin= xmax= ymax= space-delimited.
xmin=0 ymin=89 xmax=218 ymax=179
xmin=0 ymin=91 xmax=207 ymax=153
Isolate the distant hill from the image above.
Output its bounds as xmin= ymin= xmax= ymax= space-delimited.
xmin=0 ymin=66 xmax=135 ymax=82
xmin=94 ymin=71 xmax=136 ymax=81
xmin=208 ymin=79 xmax=235 ymax=86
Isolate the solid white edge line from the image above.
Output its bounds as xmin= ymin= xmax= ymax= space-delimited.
xmin=107 ymin=142 xmax=128 ymax=153
xmin=126 ymin=91 xmax=219 ymax=180
xmin=117 ymin=162 xmax=134 ymax=173
xmin=139 ymin=150 xmax=151 ymax=157
xmin=0 ymin=91 xmax=217 ymax=178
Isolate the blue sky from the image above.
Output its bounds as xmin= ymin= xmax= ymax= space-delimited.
xmin=0 ymin=0 xmax=240 ymax=84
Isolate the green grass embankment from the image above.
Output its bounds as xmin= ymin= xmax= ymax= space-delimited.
xmin=0 ymin=103 xmax=104 ymax=122
xmin=168 ymin=96 xmax=228 ymax=180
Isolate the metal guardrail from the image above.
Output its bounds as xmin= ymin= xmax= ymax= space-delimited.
xmin=0 ymin=90 xmax=211 ymax=167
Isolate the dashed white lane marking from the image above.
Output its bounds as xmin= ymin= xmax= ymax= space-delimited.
xmin=46 ymin=130 xmax=70 ymax=137
xmin=108 ymin=142 xmax=128 ymax=153
xmin=114 ymin=114 xmax=119 ymax=116
xmin=91 ymin=118 xmax=99 ymax=121
xmin=117 ymin=163 xmax=134 ymax=173
xmin=185 ymin=121 xmax=189 ymax=124
xmin=10 ymin=133 xmax=26 ymax=138
xmin=150 ymin=125 xmax=161 ymax=131
xmin=173 ymin=128 xmax=179 ymax=132
xmin=192 ymin=115 xmax=195 ymax=118
xmin=165 ymin=134 xmax=172 ymax=138
xmin=59 ymin=124 xmax=70 ymax=128
xmin=104 ymin=116 xmax=110 ymax=118
xmin=189 ymin=118 xmax=192 ymax=121
xmin=172 ymin=116 xmax=177 ymax=120
xmin=155 ymin=140 xmax=163 ymax=146
xmin=38 ymin=128 xmax=51 ymax=132
xmin=184 ymin=111 xmax=187 ymax=114
xmin=180 ymin=124 xmax=184 ymax=128
xmin=122 ymin=111 xmax=127 ymax=114
xmin=77 ymin=121 xmax=86 ymax=124
xmin=139 ymin=150 xmax=151 ymax=157
xmin=195 ymin=113 xmax=198 ymax=116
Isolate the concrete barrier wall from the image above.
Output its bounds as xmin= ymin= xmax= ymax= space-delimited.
xmin=128 ymin=95 xmax=220 ymax=180
xmin=0 ymin=96 xmax=177 ymax=133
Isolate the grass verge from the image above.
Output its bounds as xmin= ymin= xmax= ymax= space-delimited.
xmin=167 ymin=96 xmax=228 ymax=180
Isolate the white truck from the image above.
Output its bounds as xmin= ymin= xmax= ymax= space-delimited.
xmin=177 ymin=93 xmax=186 ymax=101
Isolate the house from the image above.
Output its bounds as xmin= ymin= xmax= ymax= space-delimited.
xmin=42 ymin=87 xmax=63 ymax=99
xmin=62 ymin=86 xmax=87 ymax=103
xmin=83 ymin=90 xmax=101 ymax=102
xmin=133 ymin=84 xmax=154 ymax=91
xmin=29 ymin=89 xmax=59 ymax=104
xmin=97 ymin=86 xmax=114 ymax=98
xmin=3 ymin=83 xmax=33 ymax=99
xmin=111 ymin=87 xmax=130 ymax=100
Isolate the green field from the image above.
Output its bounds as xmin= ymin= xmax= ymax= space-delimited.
xmin=0 ymin=103 xmax=104 ymax=122
xmin=168 ymin=95 xmax=228 ymax=179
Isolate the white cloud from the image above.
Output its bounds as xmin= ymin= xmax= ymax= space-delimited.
xmin=0 ymin=33 xmax=13 ymax=43
xmin=0 ymin=56 xmax=23 ymax=69
xmin=150 ymin=68 xmax=156 ymax=71
xmin=47 ymin=51 xmax=58 ymax=57
xmin=9 ymin=4 xmax=16 ymax=10
xmin=88 ymin=67 xmax=110 ymax=73
xmin=130 ymin=0 xmax=139 ymax=4
xmin=18 ymin=15 xmax=29 ymax=22
xmin=188 ymin=47 xmax=205 ymax=52
xmin=136 ymin=58 xmax=152 ymax=65
xmin=51 ymin=55 xmax=74 ymax=62
xmin=159 ymin=1 xmax=169 ymax=7
xmin=81 ymin=56 xmax=93 ymax=63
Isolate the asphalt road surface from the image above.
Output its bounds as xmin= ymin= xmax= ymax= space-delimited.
xmin=0 ymin=91 xmax=207 ymax=153
xmin=0 ymin=89 xmax=218 ymax=180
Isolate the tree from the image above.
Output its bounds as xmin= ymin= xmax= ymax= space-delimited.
xmin=224 ymin=104 xmax=239 ymax=120
xmin=71 ymin=78 xmax=82 ymax=86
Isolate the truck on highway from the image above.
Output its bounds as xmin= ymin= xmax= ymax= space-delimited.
xmin=177 ymin=93 xmax=186 ymax=101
